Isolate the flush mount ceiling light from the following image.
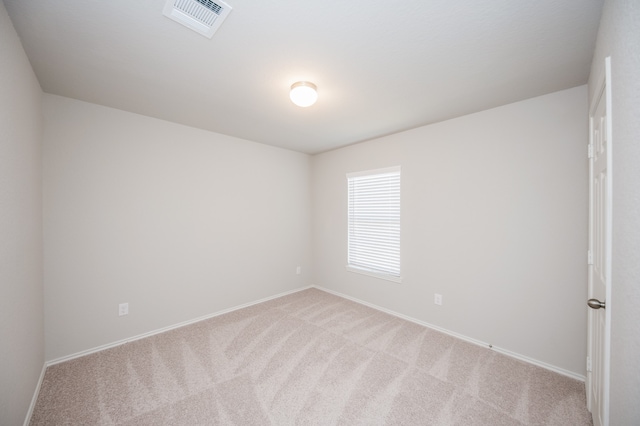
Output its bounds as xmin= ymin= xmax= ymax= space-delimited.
xmin=290 ymin=82 xmax=318 ymax=107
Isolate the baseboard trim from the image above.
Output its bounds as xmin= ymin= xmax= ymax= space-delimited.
xmin=46 ymin=286 xmax=312 ymax=366
xmin=313 ymin=285 xmax=586 ymax=383
xmin=44 ymin=283 xmax=585 ymax=384
xmin=488 ymin=345 xmax=585 ymax=382
xmin=23 ymin=362 xmax=47 ymax=426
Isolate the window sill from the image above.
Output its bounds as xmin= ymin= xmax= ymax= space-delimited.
xmin=345 ymin=265 xmax=402 ymax=283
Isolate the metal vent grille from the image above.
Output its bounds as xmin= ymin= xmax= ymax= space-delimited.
xmin=163 ymin=0 xmax=232 ymax=38
xmin=174 ymin=0 xmax=221 ymax=26
xmin=194 ymin=0 xmax=222 ymax=15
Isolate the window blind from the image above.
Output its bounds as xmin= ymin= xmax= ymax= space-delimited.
xmin=347 ymin=166 xmax=401 ymax=281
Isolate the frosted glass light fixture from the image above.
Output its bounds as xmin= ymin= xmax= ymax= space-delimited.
xmin=290 ymin=81 xmax=318 ymax=107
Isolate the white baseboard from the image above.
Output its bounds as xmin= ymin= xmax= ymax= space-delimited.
xmin=23 ymin=362 xmax=47 ymax=426
xmin=312 ymin=284 xmax=586 ymax=382
xmin=44 ymin=282 xmax=585 ymax=384
xmin=46 ymin=286 xmax=313 ymax=366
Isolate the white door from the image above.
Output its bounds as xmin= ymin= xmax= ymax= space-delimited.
xmin=587 ymin=57 xmax=612 ymax=426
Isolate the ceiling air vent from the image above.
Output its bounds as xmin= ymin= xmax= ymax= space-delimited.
xmin=163 ymin=0 xmax=232 ymax=39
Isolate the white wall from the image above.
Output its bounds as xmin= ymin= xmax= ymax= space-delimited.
xmin=43 ymin=95 xmax=311 ymax=361
xmin=0 ymin=1 xmax=45 ymax=424
xmin=589 ymin=0 xmax=640 ymax=422
xmin=312 ymin=86 xmax=588 ymax=376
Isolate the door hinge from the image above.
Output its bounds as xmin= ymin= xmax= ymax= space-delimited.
xmin=588 ymin=144 xmax=594 ymax=159
xmin=588 ymin=250 xmax=593 ymax=265
xmin=586 ymin=356 xmax=592 ymax=372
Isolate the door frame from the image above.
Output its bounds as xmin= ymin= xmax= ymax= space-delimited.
xmin=586 ymin=56 xmax=612 ymax=426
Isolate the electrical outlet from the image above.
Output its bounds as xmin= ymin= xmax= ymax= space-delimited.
xmin=434 ymin=294 xmax=443 ymax=306
xmin=296 ymin=266 xmax=301 ymax=275
xmin=119 ymin=303 xmax=129 ymax=316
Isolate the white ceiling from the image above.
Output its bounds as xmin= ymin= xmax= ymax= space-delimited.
xmin=5 ymin=0 xmax=603 ymax=154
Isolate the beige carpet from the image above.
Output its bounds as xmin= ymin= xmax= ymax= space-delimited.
xmin=30 ymin=288 xmax=592 ymax=425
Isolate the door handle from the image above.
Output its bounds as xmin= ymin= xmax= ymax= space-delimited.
xmin=587 ymin=298 xmax=606 ymax=310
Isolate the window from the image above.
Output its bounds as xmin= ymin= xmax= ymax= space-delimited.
xmin=347 ymin=166 xmax=401 ymax=282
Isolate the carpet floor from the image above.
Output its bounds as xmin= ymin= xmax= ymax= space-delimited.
xmin=30 ymin=288 xmax=593 ymax=425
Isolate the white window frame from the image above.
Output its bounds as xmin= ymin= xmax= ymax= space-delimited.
xmin=346 ymin=166 xmax=401 ymax=283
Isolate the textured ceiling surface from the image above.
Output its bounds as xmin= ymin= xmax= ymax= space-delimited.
xmin=5 ymin=0 xmax=603 ymax=154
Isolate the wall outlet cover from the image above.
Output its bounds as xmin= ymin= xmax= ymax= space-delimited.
xmin=119 ymin=303 xmax=129 ymax=316
xmin=434 ymin=294 xmax=443 ymax=306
